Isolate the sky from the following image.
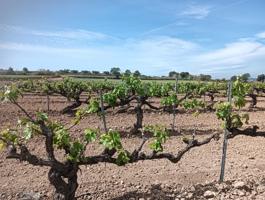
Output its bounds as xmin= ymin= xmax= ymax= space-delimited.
xmin=0 ymin=0 xmax=265 ymax=78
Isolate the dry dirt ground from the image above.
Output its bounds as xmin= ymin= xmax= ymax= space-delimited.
xmin=1 ymin=90 xmax=265 ymax=199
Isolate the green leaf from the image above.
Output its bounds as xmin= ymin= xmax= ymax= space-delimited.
xmin=84 ymin=129 xmax=97 ymax=142
xmin=144 ymin=125 xmax=168 ymax=153
xmin=0 ymin=129 xmax=18 ymax=145
xmin=23 ymin=123 xmax=33 ymax=140
xmin=68 ymin=141 xmax=84 ymax=162
xmin=1 ymin=85 xmax=22 ymax=102
xmin=17 ymin=118 xmax=31 ymax=127
xmin=149 ymin=140 xmax=163 ymax=152
xmin=53 ymin=128 xmax=70 ymax=149
xmin=22 ymin=122 xmax=40 ymax=140
xmin=0 ymin=141 xmax=6 ymax=151
xmin=36 ymin=112 xmax=48 ymax=121
xmin=100 ymin=130 xmax=122 ymax=150
xmin=241 ymin=113 xmax=249 ymax=124
xmin=103 ymin=92 xmax=117 ymax=107
xmin=87 ymin=99 xmax=100 ymax=113
xmin=116 ymin=150 xmax=130 ymax=166
xmin=215 ymin=102 xmax=232 ymax=120
xmin=161 ymin=94 xmax=178 ymax=106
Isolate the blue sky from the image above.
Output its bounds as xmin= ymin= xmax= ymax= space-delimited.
xmin=0 ymin=0 xmax=265 ymax=78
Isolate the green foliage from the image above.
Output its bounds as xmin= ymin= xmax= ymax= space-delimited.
xmin=116 ymin=150 xmax=130 ymax=166
xmin=48 ymin=78 xmax=88 ymax=101
xmin=0 ymin=140 xmax=5 ymax=151
xmin=100 ymin=130 xmax=122 ymax=150
xmin=232 ymin=77 xmax=247 ymax=109
xmin=103 ymin=92 xmax=117 ymax=107
xmin=0 ymin=129 xmax=18 ymax=151
xmin=67 ymin=141 xmax=84 ymax=162
xmin=161 ymin=94 xmax=178 ymax=106
xmin=144 ymin=125 xmax=168 ymax=152
xmin=216 ymin=102 xmax=232 ymax=121
xmin=23 ymin=122 xmax=41 ymax=140
xmin=87 ymin=99 xmax=100 ymax=113
xmin=216 ymin=77 xmax=249 ymax=130
xmin=73 ymin=100 xmax=100 ymax=125
xmin=0 ymin=85 xmax=22 ymax=102
xmin=53 ymin=127 xmax=71 ymax=149
xmin=100 ymin=130 xmax=130 ymax=165
xmin=182 ymin=99 xmax=205 ymax=110
xmin=84 ymin=129 xmax=97 ymax=143
xmin=113 ymin=84 xmax=128 ymax=98
xmin=147 ymin=82 xmax=172 ymax=97
xmin=36 ymin=112 xmax=48 ymax=122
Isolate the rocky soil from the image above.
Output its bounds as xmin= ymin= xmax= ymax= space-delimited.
xmin=1 ymin=91 xmax=265 ymax=199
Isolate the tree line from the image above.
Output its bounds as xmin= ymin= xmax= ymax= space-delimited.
xmin=1 ymin=67 xmax=264 ymax=82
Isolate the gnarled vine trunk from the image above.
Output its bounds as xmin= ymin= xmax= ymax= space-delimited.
xmin=62 ymin=98 xmax=82 ymax=114
xmin=248 ymin=93 xmax=257 ymax=108
xmin=132 ymin=97 xmax=145 ymax=133
xmin=48 ymin=164 xmax=78 ymax=200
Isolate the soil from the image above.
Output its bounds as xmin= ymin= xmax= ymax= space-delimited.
xmin=1 ymin=89 xmax=265 ymax=200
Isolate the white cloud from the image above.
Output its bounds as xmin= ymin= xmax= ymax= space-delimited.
xmin=0 ymin=36 xmax=199 ymax=72
xmin=180 ymin=4 xmax=211 ymax=19
xmin=192 ymin=40 xmax=265 ymax=76
xmin=256 ymin=31 xmax=265 ymax=39
xmin=141 ymin=22 xmax=188 ymax=36
xmin=0 ymin=25 xmax=113 ymax=41
xmin=1 ymin=33 xmax=265 ymax=78
xmin=195 ymin=41 xmax=263 ymax=64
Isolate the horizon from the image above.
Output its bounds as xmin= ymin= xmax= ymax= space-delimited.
xmin=0 ymin=0 xmax=265 ymax=78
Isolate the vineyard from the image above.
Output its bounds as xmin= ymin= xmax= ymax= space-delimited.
xmin=1 ymin=76 xmax=265 ymax=199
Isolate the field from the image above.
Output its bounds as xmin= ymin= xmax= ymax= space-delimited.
xmin=1 ymin=77 xmax=265 ymax=200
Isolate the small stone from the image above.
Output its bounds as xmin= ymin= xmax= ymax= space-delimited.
xmin=233 ymin=181 xmax=246 ymax=189
xmin=237 ymin=190 xmax=245 ymax=196
xmin=243 ymin=164 xmax=248 ymax=169
xmin=217 ymin=183 xmax=228 ymax=191
xmin=257 ymin=185 xmax=265 ymax=193
xmin=186 ymin=193 xmax=193 ymax=199
xmin=136 ymin=185 xmax=141 ymax=189
xmin=189 ymin=186 xmax=195 ymax=192
xmin=203 ymin=191 xmax=216 ymax=198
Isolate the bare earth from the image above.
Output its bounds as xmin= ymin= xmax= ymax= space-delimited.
xmin=1 ymin=92 xmax=265 ymax=200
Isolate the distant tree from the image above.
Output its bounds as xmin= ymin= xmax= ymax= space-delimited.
xmin=133 ymin=70 xmax=141 ymax=77
xmin=241 ymin=73 xmax=251 ymax=82
xmin=58 ymin=69 xmax=70 ymax=74
xmin=7 ymin=67 xmax=15 ymax=75
xmin=71 ymin=70 xmax=79 ymax=74
xmin=230 ymin=75 xmax=237 ymax=81
xmin=199 ymin=74 xmax=212 ymax=81
xmin=257 ymin=74 xmax=265 ymax=82
xmin=92 ymin=71 xmax=100 ymax=75
xmin=180 ymin=72 xmax=190 ymax=80
xmin=22 ymin=67 xmax=29 ymax=74
xmin=110 ymin=67 xmax=121 ymax=79
xmin=36 ymin=69 xmax=54 ymax=75
xmin=168 ymin=71 xmax=179 ymax=78
xmin=124 ymin=69 xmax=131 ymax=76
xmin=81 ymin=70 xmax=90 ymax=74
xmin=103 ymin=71 xmax=110 ymax=75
